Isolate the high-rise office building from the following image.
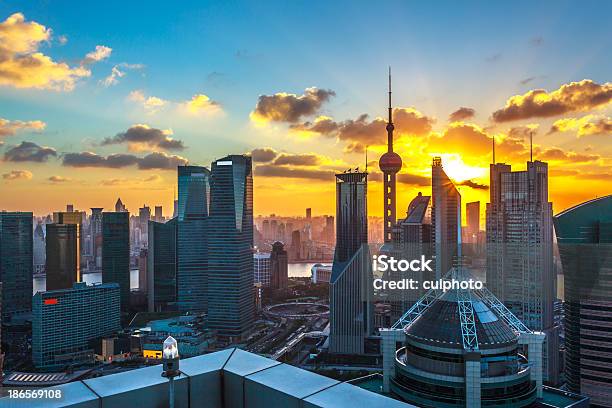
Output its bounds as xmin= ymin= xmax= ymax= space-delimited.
xmin=102 ymin=212 xmax=130 ymax=309
xmin=270 ymin=241 xmax=288 ymax=290
xmin=115 ymin=198 xmax=126 ymax=212
xmin=46 ymin=223 xmax=79 ymax=290
xmin=154 ymin=206 xmax=163 ymax=222
xmin=390 ymin=192 xmax=432 ymax=322
xmin=208 ymin=155 xmax=254 ymax=339
xmin=379 ymin=69 xmax=402 ymax=243
xmin=431 ymin=157 xmax=461 ymax=278
xmin=554 ymin=195 xmax=612 ymax=407
xmin=306 ymin=208 xmax=312 ymax=220
xmin=53 ymin=211 xmax=85 ymax=268
xmin=90 ymin=208 xmax=103 ymax=269
xmin=254 ymin=252 xmax=271 ymax=287
xmin=33 ymin=223 xmax=46 ymax=275
xmin=138 ymin=205 xmax=151 ymax=247
xmin=32 ymin=282 xmax=121 ymax=369
xmin=466 ymin=201 xmax=480 ymax=240
xmin=177 ymin=165 xmax=210 ymax=313
xmin=486 ymin=159 xmax=558 ymax=383
xmin=147 ymin=218 xmax=177 ymax=312
xmin=0 ymin=212 xmax=33 ymax=322
xmin=66 ymin=204 xmax=74 ymax=213
xmin=329 ymin=171 xmax=372 ymax=354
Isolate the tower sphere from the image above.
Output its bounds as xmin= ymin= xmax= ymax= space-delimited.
xmin=379 ymin=151 xmax=402 ymax=173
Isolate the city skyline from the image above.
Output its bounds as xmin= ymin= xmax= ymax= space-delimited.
xmin=0 ymin=3 xmax=611 ymax=218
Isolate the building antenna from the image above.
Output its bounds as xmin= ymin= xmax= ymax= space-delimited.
xmin=492 ymin=134 xmax=496 ymax=164
xmin=530 ymin=130 xmax=533 ymax=162
xmin=365 ymin=145 xmax=368 ymax=173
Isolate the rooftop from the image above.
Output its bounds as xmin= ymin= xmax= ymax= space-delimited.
xmin=0 ymin=348 xmax=412 ymax=408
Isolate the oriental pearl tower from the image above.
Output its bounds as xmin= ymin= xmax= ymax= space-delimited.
xmin=379 ymin=67 xmax=402 ymax=243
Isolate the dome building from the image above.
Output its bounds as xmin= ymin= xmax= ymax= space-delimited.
xmin=381 ymin=269 xmax=545 ymax=408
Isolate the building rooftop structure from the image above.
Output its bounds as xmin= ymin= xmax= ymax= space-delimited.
xmin=0 ymin=348 xmax=412 ymax=407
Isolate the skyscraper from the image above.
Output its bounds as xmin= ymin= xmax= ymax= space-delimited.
xmin=379 ymin=69 xmax=402 ymax=243
xmin=329 ymin=171 xmax=372 ymax=354
xmin=486 ymin=159 xmax=558 ymax=383
xmin=33 ymin=222 xmax=46 ymax=275
xmin=554 ymin=195 xmax=612 ymax=407
xmin=253 ymin=252 xmax=271 ymax=287
xmin=154 ymin=206 xmax=163 ymax=222
xmin=466 ymin=201 xmax=480 ymax=239
xmin=115 ymin=198 xmax=126 ymax=212
xmin=53 ymin=211 xmax=85 ymax=268
xmin=90 ymin=208 xmax=103 ymax=269
xmin=176 ymin=165 xmax=210 ymax=313
xmin=138 ymin=205 xmax=151 ymax=247
xmin=0 ymin=212 xmax=33 ymax=322
xmin=102 ymin=212 xmax=130 ymax=309
xmin=306 ymin=208 xmax=312 ymax=220
xmin=270 ymin=241 xmax=288 ymax=290
xmin=431 ymin=157 xmax=461 ymax=278
xmin=147 ymin=218 xmax=177 ymax=312
xmin=46 ymin=223 xmax=79 ymax=290
xmin=32 ymin=282 xmax=121 ymax=369
xmin=208 ymin=155 xmax=254 ymax=339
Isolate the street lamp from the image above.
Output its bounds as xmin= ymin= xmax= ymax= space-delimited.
xmin=162 ymin=336 xmax=180 ymax=408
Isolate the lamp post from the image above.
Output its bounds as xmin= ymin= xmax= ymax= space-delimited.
xmin=161 ymin=336 xmax=180 ymax=408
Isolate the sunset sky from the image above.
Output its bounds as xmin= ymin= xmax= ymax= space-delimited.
xmin=0 ymin=1 xmax=610 ymax=220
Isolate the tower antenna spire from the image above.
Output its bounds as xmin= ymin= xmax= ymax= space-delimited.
xmin=388 ymin=66 xmax=392 ymax=125
xmin=365 ymin=145 xmax=368 ymax=173
xmin=492 ymin=134 xmax=495 ymax=164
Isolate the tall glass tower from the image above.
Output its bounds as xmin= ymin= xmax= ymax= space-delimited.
xmin=148 ymin=218 xmax=177 ymax=312
xmin=176 ymin=165 xmax=210 ymax=313
xmin=102 ymin=211 xmax=130 ymax=309
xmin=329 ymin=171 xmax=372 ymax=354
xmin=0 ymin=212 xmax=33 ymax=323
xmin=208 ymin=155 xmax=254 ymax=339
xmin=46 ymin=223 xmax=79 ymax=290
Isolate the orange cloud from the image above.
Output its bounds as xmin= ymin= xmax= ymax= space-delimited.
xmin=2 ymin=169 xmax=32 ymax=180
xmin=0 ymin=13 xmax=91 ymax=90
xmin=491 ymin=79 xmax=612 ymax=122
xmin=0 ymin=117 xmax=46 ymax=137
xmin=549 ymin=115 xmax=612 ymax=137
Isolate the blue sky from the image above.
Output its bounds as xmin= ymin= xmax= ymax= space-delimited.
xmin=0 ymin=1 xmax=610 ymax=215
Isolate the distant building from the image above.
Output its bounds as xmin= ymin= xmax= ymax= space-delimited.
xmin=32 ymin=282 xmax=121 ymax=370
xmin=306 ymin=208 xmax=312 ymax=220
xmin=138 ymin=248 xmax=147 ymax=293
xmin=90 ymin=208 xmax=103 ymax=269
xmin=0 ymin=212 xmax=33 ymax=323
xmin=147 ymin=219 xmax=177 ymax=312
xmin=33 ymin=223 xmax=46 ymax=274
xmin=554 ymin=195 xmax=612 ymax=407
xmin=431 ymin=157 xmax=461 ymax=278
xmin=138 ymin=205 xmax=151 ymax=247
xmin=177 ymin=165 xmax=210 ymax=313
xmin=46 ymin=224 xmax=79 ymax=290
xmin=208 ymin=155 xmax=254 ymax=339
xmin=115 ymin=198 xmax=126 ymax=212
xmin=466 ymin=201 xmax=480 ymax=242
xmin=102 ymin=212 xmax=130 ymax=309
xmin=141 ymin=315 xmax=215 ymax=358
xmin=487 ymin=160 xmax=558 ymax=384
xmin=311 ymin=263 xmax=332 ymax=284
xmin=270 ymin=241 xmax=288 ymax=290
xmin=154 ymin=206 xmax=163 ymax=222
xmin=53 ymin=211 xmax=85 ymax=268
xmin=290 ymin=230 xmax=301 ymax=260
xmin=329 ymin=171 xmax=372 ymax=354
xmin=253 ymin=252 xmax=271 ymax=287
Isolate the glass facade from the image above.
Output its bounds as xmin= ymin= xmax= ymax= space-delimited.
xmin=176 ymin=165 xmax=210 ymax=313
xmin=207 ymin=155 xmax=254 ymax=338
xmin=147 ymin=218 xmax=177 ymax=312
xmin=102 ymin=212 xmax=130 ymax=309
xmin=0 ymin=212 xmax=33 ymax=323
xmin=46 ymin=223 xmax=79 ymax=290
xmin=32 ymin=282 xmax=121 ymax=369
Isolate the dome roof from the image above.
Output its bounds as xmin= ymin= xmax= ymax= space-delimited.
xmin=405 ymin=290 xmax=518 ymax=349
xmin=379 ymin=151 xmax=402 ymax=173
